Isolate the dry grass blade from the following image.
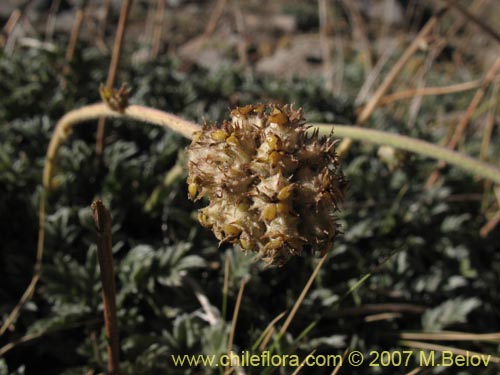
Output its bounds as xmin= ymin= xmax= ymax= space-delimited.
xmin=222 ymin=252 xmax=230 ymax=320
xmin=481 ymin=211 xmax=500 ymax=237
xmin=61 ymin=0 xmax=89 ymax=87
xmin=442 ymin=0 xmax=500 ymax=42
xmin=226 ymin=276 xmax=249 ymax=373
xmin=406 ymin=53 xmax=433 ymax=129
xmin=332 ymin=303 xmax=426 ymax=317
xmin=332 ymin=14 xmax=345 ymax=95
xmin=377 ymin=79 xmax=484 ymax=107
xmin=479 ymin=82 xmax=500 ymax=237
xmin=142 ymin=0 xmax=155 ymax=46
xmin=356 ymin=7 xmax=447 ymax=124
xmin=96 ymin=0 xmax=133 ymax=157
xmin=481 ymin=187 xmax=500 ymax=237
xmin=425 ymin=57 xmax=500 ymax=188
xmin=364 ymin=312 xmax=402 ymax=322
xmin=1 ymin=7 xmax=23 ymax=48
xmin=44 ymin=0 xmax=61 ymax=41
xmin=341 ymin=0 xmax=372 ymax=75
xmin=257 ymin=311 xmax=287 ymax=351
xmin=443 ymin=57 xmax=500 ymax=151
xmin=355 ymin=44 xmax=396 ymax=105
xmin=428 ymin=0 xmax=484 ymax=63
xmin=2 ymin=8 xmax=22 ymax=35
xmin=0 ymin=318 xmax=100 ymax=356
xmin=338 ymin=7 xmax=447 ymax=156
xmin=480 ymin=81 xmax=499 ymax=162
xmin=150 ymin=0 xmax=166 ymax=58
xmin=91 ymin=200 xmax=120 ymax=375
xmin=291 ymin=350 xmax=316 ymax=375
xmin=259 ymin=327 xmax=275 ymax=353
xmin=404 ymin=368 xmax=423 ymax=375
xmin=204 ymin=0 xmax=228 ymax=38
xmin=232 ymin=0 xmax=248 ymax=65
xmin=318 ymin=0 xmax=333 ymax=90
xmin=65 ymin=1 xmax=88 ymax=62
xmin=278 ymin=253 xmax=329 ymax=338
xmin=99 ymin=0 xmax=112 ymax=40
xmin=0 ymin=331 xmax=45 ymax=357
xmin=399 ymin=331 xmax=500 ymax=343
xmin=330 ymin=348 xmax=348 ymax=375
xmin=400 ymin=339 xmax=500 ymax=364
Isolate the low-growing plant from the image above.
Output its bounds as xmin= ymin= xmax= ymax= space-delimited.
xmin=1 ymin=5 xmax=500 ymax=372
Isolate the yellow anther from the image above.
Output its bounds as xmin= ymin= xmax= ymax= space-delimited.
xmin=223 ymin=224 xmax=241 ymax=236
xmin=266 ymin=134 xmax=280 ymax=150
xmin=262 ymin=204 xmax=277 ymax=222
xmin=238 ymin=203 xmax=250 ymax=212
xmin=239 ymin=105 xmax=254 ymax=115
xmin=268 ymin=151 xmax=281 ymax=165
xmin=193 ymin=131 xmax=203 ymax=143
xmin=277 ymin=185 xmax=293 ymax=201
xmin=211 ymin=130 xmax=228 ymax=141
xmin=265 ymin=238 xmax=283 ymax=250
xmin=198 ymin=211 xmax=210 ymax=226
xmin=240 ymin=238 xmax=251 ymax=250
xmin=188 ymin=182 xmax=198 ymax=199
xmin=226 ymin=133 xmax=239 ymax=145
xmin=276 ymin=202 xmax=291 ymax=214
xmin=269 ymin=109 xmax=288 ymax=126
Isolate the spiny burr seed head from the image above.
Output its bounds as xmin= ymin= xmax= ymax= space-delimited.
xmin=187 ymin=104 xmax=347 ymax=266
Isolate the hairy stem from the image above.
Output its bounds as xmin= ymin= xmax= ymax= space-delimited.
xmin=44 ymin=103 xmax=199 ymax=189
xmin=312 ymin=123 xmax=500 ymax=185
xmin=44 ymin=102 xmax=500 ymax=190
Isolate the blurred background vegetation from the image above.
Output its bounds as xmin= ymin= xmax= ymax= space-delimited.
xmin=1 ymin=0 xmax=499 ymax=374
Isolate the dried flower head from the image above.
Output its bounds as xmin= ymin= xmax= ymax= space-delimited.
xmin=187 ymin=104 xmax=347 ymax=266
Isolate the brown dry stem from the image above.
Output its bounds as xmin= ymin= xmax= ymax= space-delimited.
xmin=96 ymin=0 xmax=133 ymax=158
xmin=338 ymin=6 xmax=448 ymax=157
xmin=425 ymin=57 xmax=500 ymax=188
xmin=91 ymin=200 xmax=120 ymax=375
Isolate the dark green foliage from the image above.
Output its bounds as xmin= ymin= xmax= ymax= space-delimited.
xmin=1 ymin=46 xmax=499 ymax=375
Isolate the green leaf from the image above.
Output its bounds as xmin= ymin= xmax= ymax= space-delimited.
xmin=422 ymin=297 xmax=482 ymax=331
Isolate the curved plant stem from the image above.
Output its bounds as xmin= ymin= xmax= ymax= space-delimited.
xmin=44 ymin=103 xmax=199 ymax=189
xmin=313 ymin=123 xmax=500 ymax=185
xmin=4 ymin=101 xmax=500 ymax=338
xmin=43 ymin=102 xmax=500 ymax=190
